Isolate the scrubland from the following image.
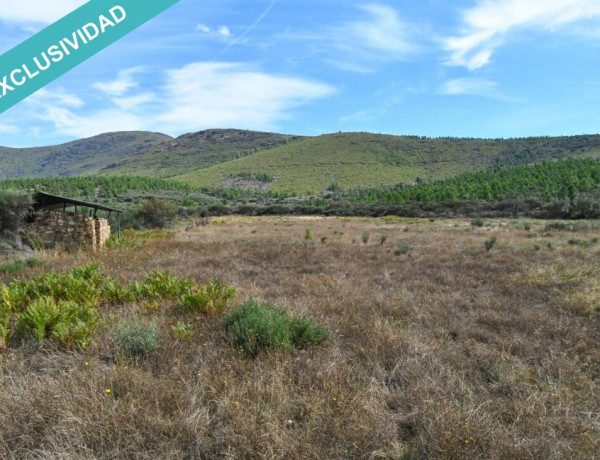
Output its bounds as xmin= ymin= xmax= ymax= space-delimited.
xmin=0 ymin=216 xmax=599 ymax=459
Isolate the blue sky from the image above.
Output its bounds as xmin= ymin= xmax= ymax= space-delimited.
xmin=1 ymin=0 xmax=600 ymax=146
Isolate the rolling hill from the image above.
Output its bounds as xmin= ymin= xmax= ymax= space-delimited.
xmin=173 ymin=133 xmax=600 ymax=193
xmin=0 ymin=131 xmax=171 ymax=180
xmin=99 ymin=129 xmax=303 ymax=177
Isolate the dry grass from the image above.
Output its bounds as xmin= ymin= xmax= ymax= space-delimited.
xmin=1 ymin=217 xmax=599 ymax=459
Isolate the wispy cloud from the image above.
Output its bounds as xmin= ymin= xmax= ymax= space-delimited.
xmin=445 ymin=0 xmax=600 ymax=70
xmin=289 ymin=3 xmax=420 ymax=73
xmin=0 ymin=0 xmax=86 ymax=24
xmin=0 ymin=124 xmax=19 ymax=134
xmin=28 ymin=62 xmax=335 ymax=138
xmin=441 ymin=77 xmax=501 ymax=98
xmin=93 ymin=67 xmax=145 ymax=97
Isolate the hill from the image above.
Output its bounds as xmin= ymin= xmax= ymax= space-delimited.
xmin=173 ymin=133 xmax=600 ymax=193
xmin=99 ymin=129 xmax=304 ymax=177
xmin=0 ymin=132 xmax=171 ymax=180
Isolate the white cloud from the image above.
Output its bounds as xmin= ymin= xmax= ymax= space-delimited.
xmin=445 ymin=0 xmax=600 ymax=70
xmin=0 ymin=0 xmax=87 ymax=24
xmin=31 ymin=88 xmax=84 ymax=108
xmin=289 ymin=3 xmax=419 ymax=72
xmin=0 ymin=124 xmax=19 ymax=134
xmin=30 ymin=62 xmax=335 ymax=138
xmin=93 ymin=67 xmax=145 ymax=97
xmin=218 ymin=26 xmax=231 ymax=37
xmin=441 ymin=78 xmax=498 ymax=97
xmin=196 ymin=24 xmax=211 ymax=33
xmin=340 ymin=4 xmax=417 ymax=54
xmin=157 ymin=63 xmax=335 ymax=132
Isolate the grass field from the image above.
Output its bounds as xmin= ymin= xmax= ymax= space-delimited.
xmin=1 ymin=217 xmax=599 ymax=459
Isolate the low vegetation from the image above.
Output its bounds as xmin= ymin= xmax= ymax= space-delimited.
xmin=0 ymin=217 xmax=597 ymax=458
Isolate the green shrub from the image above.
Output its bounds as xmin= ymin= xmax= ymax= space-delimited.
xmin=224 ymin=300 xmax=329 ymax=356
xmin=179 ymin=280 xmax=236 ymax=315
xmin=304 ymin=229 xmax=312 ymax=240
xmin=171 ymin=321 xmax=195 ymax=341
xmin=18 ymin=296 xmax=97 ymax=349
xmin=394 ymin=243 xmax=411 ymax=255
xmin=136 ymin=197 xmax=178 ymax=229
xmin=379 ymin=235 xmax=388 ymax=246
xmin=113 ymin=319 xmax=160 ymax=359
xmin=134 ymin=270 xmax=195 ymax=301
xmin=471 ymin=218 xmax=485 ymax=228
xmin=485 ymin=235 xmax=498 ymax=252
xmin=289 ymin=316 xmax=330 ymax=349
xmin=0 ymin=190 xmax=32 ymax=235
xmin=362 ymin=232 xmax=370 ymax=244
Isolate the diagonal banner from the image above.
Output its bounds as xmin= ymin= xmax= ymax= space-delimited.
xmin=0 ymin=0 xmax=180 ymax=114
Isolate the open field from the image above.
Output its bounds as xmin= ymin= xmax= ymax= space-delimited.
xmin=1 ymin=217 xmax=599 ymax=459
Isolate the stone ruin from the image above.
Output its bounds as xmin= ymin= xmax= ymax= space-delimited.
xmin=26 ymin=210 xmax=111 ymax=252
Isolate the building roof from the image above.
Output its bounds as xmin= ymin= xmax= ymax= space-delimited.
xmin=33 ymin=192 xmax=123 ymax=215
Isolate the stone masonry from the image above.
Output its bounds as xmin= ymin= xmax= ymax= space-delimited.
xmin=26 ymin=210 xmax=111 ymax=251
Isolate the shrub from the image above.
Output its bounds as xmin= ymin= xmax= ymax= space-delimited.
xmin=471 ymin=218 xmax=485 ymax=228
xmin=179 ymin=280 xmax=236 ymax=315
xmin=394 ymin=243 xmax=411 ymax=255
xmin=18 ymin=297 xmax=97 ymax=349
xmin=171 ymin=321 xmax=195 ymax=341
xmin=379 ymin=235 xmax=388 ymax=246
xmin=289 ymin=316 xmax=330 ymax=349
xmin=0 ymin=190 xmax=32 ymax=235
xmin=113 ymin=319 xmax=160 ymax=359
xmin=223 ymin=300 xmax=329 ymax=356
xmin=136 ymin=197 xmax=178 ymax=229
xmin=304 ymin=229 xmax=312 ymax=240
xmin=133 ymin=270 xmax=195 ymax=301
xmin=362 ymin=232 xmax=370 ymax=244
xmin=485 ymin=235 xmax=498 ymax=252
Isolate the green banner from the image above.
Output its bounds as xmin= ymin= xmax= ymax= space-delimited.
xmin=0 ymin=0 xmax=180 ymax=114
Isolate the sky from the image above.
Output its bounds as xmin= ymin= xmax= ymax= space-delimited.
xmin=1 ymin=0 xmax=600 ymax=146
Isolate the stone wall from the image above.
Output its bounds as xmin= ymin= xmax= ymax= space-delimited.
xmin=26 ymin=210 xmax=111 ymax=252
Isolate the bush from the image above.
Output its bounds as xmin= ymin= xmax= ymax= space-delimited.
xmin=113 ymin=319 xmax=160 ymax=359
xmin=394 ymin=243 xmax=411 ymax=255
xmin=304 ymin=229 xmax=312 ymax=240
xmin=362 ymin=232 xmax=370 ymax=244
xmin=379 ymin=235 xmax=388 ymax=246
xmin=179 ymin=280 xmax=236 ymax=315
xmin=485 ymin=235 xmax=498 ymax=252
xmin=289 ymin=316 xmax=330 ymax=349
xmin=471 ymin=218 xmax=485 ymax=228
xmin=18 ymin=296 xmax=97 ymax=349
xmin=136 ymin=197 xmax=178 ymax=229
xmin=0 ymin=190 xmax=32 ymax=235
xmin=223 ymin=300 xmax=329 ymax=356
xmin=171 ymin=321 xmax=195 ymax=341
xmin=132 ymin=270 xmax=195 ymax=301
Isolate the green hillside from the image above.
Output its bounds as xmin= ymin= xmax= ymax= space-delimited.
xmin=100 ymin=129 xmax=303 ymax=177
xmin=0 ymin=132 xmax=171 ymax=180
xmin=173 ymin=133 xmax=600 ymax=194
